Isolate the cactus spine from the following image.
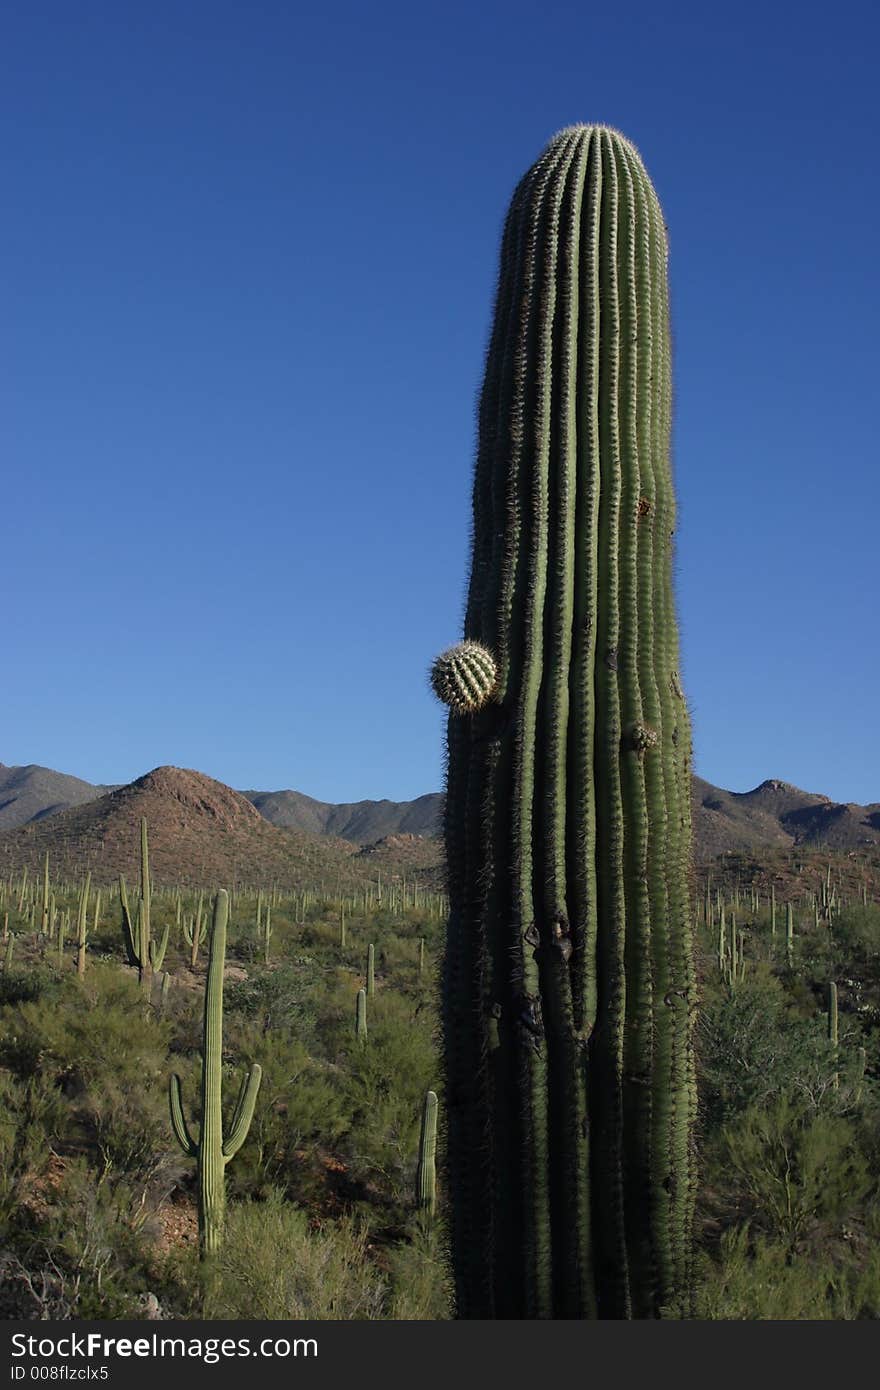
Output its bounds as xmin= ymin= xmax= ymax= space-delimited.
xmin=415 ymin=1090 xmax=439 ymax=1216
xmin=169 ymin=890 xmax=262 ymax=1257
xmin=435 ymin=126 xmax=696 ymax=1319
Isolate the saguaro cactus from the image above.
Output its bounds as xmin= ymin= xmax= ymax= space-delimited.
xmin=76 ymin=871 xmax=92 ymax=978
xmin=183 ymin=894 xmax=205 ymax=969
xmin=415 ymin=1089 xmax=439 ymax=1217
xmin=41 ymin=853 xmax=50 ymax=936
xmin=827 ymin=980 xmax=839 ymax=1090
xmin=366 ymin=942 xmax=376 ymax=998
xmin=169 ymin=890 xmax=262 ymax=1256
xmin=120 ymin=818 xmax=169 ymax=991
xmin=433 ymin=125 xmax=696 ymax=1319
xmin=355 ymin=987 xmax=368 ymax=1045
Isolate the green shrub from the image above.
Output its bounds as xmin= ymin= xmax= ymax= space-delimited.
xmin=719 ymin=1096 xmax=872 ymax=1246
xmin=205 ymin=1191 xmax=386 ymax=1319
xmin=692 ymin=1221 xmax=880 ymax=1319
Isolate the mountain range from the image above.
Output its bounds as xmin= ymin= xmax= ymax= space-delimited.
xmin=0 ymin=760 xmax=878 ymax=890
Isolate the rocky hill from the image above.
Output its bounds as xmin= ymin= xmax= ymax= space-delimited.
xmin=692 ymin=776 xmax=880 ymax=858
xmin=0 ymin=767 xmax=366 ymax=891
xmin=2 ymin=761 xmax=878 ymax=872
xmin=243 ymin=788 xmax=443 ymax=842
xmin=0 ymin=763 xmax=118 ymax=831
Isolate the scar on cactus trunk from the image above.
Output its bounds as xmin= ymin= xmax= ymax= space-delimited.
xmin=432 ymin=125 xmax=697 ymax=1319
xmin=170 ymin=889 xmax=262 ymax=1258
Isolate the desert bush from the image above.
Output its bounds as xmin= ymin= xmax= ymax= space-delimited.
xmin=226 ymin=1029 xmax=353 ymax=1201
xmin=692 ymin=1220 xmax=880 ymax=1319
xmin=697 ymin=964 xmax=859 ymax=1126
xmin=204 ymin=1191 xmax=386 ymax=1319
xmin=338 ymin=990 xmax=438 ymax=1206
xmin=224 ymin=961 xmax=322 ymax=1047
xmin=718 ymin=1096 xmax=872 ymax=1247
xmin=385 ymin=1216 xmax=452 ymax=1319
xmin=2 ymin=1156 xmax=157 ymax=1319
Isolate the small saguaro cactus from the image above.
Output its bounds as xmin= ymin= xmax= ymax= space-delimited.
xmin=827 ymin=981 xmax=839 ymax=1090
xmin=183 ymin=894 xmax=205 ymax=969
xmin=415 ymin=1090 xmax=439 ymax=1217
xmin=263 ymin=903 xmax=273 ymax=965
xmin=366 ymin=942 xmax=375 ymax=998
xmin=41 ymin=853 xmax=50 ymax=936
xmin=355 ymin=987 xmax=368 ymax=1045
xmin=169 ymin=890 xmax=262 ymax=1258
xmin=120 ymin=818 xmax=169 ymax=992
xmin=76 ymin=872 xmax=92 ymax=978
xmin=855 ymin=1046 xmax=866 ymax=1104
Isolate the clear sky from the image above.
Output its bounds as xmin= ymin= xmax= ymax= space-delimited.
xmin=4 ymin=1 xmax=879 ymax=806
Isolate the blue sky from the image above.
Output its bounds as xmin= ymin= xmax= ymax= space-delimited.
xmin=4 ymin=1 xmax=879 ymax=805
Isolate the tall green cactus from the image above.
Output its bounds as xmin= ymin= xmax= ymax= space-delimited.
xmin=76 ymin=871 xmax=91 ymax=978
xmin=263 ymin=902 xmax=273 ymax=964
xmin=183 ymin=893 xmax=205 ymax=970
xmin=169 ymin=890 xmax=262 ymax=1257
xmin=120 ymin=818 xmax=169 ymax=991
xmin=415 ymin=1090 xmax=439 ymax=1217
xmin=366 ymin=942 xmax=375 ymax=998
xmin=41 ymin=852 xmax=50 ymax=936
xmin=355 ymin=987 xmax=367 ymax=1045
xmin=432 ymin=125 xmax=697 ymax=1319
xmin=827 ymin=980 xmax=839 ymax=1090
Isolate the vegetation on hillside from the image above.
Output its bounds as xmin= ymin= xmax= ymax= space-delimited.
xmin=0 ymin=844 xmax=877 ymax=1319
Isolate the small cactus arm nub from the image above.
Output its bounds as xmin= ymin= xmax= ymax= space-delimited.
xmin=430 ymin=640 xmax=498 ymax=715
